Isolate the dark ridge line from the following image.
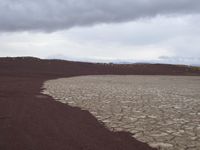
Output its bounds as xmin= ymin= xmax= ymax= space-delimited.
xmin=0 ymin=57 xmax=199 ymax=76
xmin=0 ymin=56 xmax=199 ymax=67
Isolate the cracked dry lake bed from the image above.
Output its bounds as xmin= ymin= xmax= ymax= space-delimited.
xmin=42 ymin=75 xmax=200 ymax=150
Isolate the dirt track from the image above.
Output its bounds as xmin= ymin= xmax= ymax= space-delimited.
xmin=43 ymin=75 xmax=200 ymax=150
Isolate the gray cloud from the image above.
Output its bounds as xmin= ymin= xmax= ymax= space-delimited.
xmin=1 ymin=0 xmax=200 ymax=32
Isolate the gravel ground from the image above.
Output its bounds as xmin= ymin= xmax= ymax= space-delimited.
xmin=43 ymin=75 xmax=200 ymax=150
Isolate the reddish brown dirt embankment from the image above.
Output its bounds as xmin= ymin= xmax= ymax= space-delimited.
xmin=0 ymin=57 xmax=199 ymax=150
xmin=0 ymin=76 xmax=157 ymax=150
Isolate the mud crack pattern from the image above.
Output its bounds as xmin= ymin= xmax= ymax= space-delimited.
xmin=42 ymin=75 xmax=200 ymax=150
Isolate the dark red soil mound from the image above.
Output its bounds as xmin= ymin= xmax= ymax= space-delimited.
xmin=0 ymin=57 xmax=199 ymax=150
xmin=0 ymin=76 xmax=156 ymax=150
xmin=0 ymin=57 xmax=199 ymax=76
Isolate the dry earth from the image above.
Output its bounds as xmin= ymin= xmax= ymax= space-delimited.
xmin=43 ymin=75 xmax=200 ymax=150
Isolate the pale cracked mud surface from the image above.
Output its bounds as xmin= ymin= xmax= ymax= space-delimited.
xmin=42 ymin=75 xmax=200 ymax=150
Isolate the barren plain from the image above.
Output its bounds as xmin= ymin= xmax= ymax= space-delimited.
xmin=43 ymin=75 xmax=200 ymax=150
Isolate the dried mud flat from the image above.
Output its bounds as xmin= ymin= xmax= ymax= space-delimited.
xmin=43 ymin=75 xmax=200 ymax=150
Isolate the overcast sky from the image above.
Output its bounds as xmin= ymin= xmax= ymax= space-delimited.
xmin=0 ymin=0 xmax=200 ymax=65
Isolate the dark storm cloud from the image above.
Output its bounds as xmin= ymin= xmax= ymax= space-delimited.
xmin=0 ymin=0 xmax=200 ymax=32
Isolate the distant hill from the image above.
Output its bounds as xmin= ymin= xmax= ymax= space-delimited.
xmin=0 ymin=57 xmax=199 ymax=76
